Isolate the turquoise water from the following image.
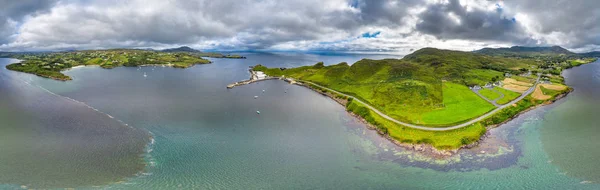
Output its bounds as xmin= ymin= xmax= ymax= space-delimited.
xmin=0 ymin=54 xmax=599 ymax=189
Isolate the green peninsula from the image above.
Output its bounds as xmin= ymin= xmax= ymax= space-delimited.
xmin=5 ymin=47 xmax=244 ymax=81
xmin=252 ymin=47 xmax=597 ymax=150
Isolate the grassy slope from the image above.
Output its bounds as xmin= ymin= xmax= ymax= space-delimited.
xmin=254 ymin=48 xmax=568 ymax=149
xmin=255 ymin=60 xmax=443 ymax=125
xmin=495 ymin=87 xmax=521 ymax=105
xmin=255 ymin=48 xmax=531 ymax=126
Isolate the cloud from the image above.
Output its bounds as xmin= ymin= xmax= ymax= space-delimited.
xmin=2 ymin=0 xmax=426 ymax=51
xmin=1 ymin=0 xmax=600 ymax=52
xmin=0 ymin=0 xmax=58 ymax=44
xmin=503 ymin=0 xmax=600 ymax=51
xmin=414 ymin=0 xmax=533 ymax=44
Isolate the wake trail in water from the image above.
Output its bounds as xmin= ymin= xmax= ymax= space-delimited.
xmin=12 ymin=75 xmax=159 ymax=173
xmin=13 ymin=75 xmax=134 ymax=129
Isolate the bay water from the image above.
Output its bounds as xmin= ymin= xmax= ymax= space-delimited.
xmin=0 ymin=53 xmax=599 ymax=189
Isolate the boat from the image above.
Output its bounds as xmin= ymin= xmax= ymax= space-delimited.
xmin=256 ymin=111 xmax=260 ymax=114
xmin=254 ymin=96 xmax=258 ymax=99
xmin=144 ymin=72 xmax=147 ymax=77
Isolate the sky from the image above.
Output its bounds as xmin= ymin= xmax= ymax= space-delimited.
xmin=0 ymin=0 xmax=599 ymax=54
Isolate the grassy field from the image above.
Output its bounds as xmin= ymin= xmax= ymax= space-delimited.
xmin=254 ymin=48 xmax=542 ymax=126
xmin=420 ymin=82 xmax=495 ymax=125
xmin=346 ymin=100 xmax=486 ymax=150
xmin=253 ymin=47 xmax=576 ymax=149
xmin=495 ymin=87 xmax=521 ymax=104
xmin=464 ymin=69 xmax=504 ymax=86
xmin=254 ymin=60 xmax=443 ymax=125
xmin=479 ymin=88 xmax=502 ymax=100
xmin=540 ymin=85 xmax=565 ymax=97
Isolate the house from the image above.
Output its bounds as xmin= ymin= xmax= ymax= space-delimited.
xmin=504 ymin=73 xmax=512 ymax=77
xmin=493 ymin=81 xmax=503 ymax=87
xmin=520 ymin=70 xmax=532 ymax=77
xmin=255 ymin=71 xmax=267 ymax=80
xmin=484 ymin=83 xmax=493 ymax=88
xmin=470 ymin=85 xmax=482 ymax=90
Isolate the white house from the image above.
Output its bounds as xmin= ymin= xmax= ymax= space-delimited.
xmin=256 ymin=71 xmax=267 ymax=80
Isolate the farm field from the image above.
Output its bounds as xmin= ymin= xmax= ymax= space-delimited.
xmin=479 ymin=88 xmax=502 ymax=101
xmin=495 ymin=87 xmax=522 ymax=104
xmin=420 ymin=82 xmax=495 ymax=125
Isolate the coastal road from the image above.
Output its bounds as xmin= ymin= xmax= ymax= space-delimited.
xmin=299 ymin=75 xmax=540 ymax=131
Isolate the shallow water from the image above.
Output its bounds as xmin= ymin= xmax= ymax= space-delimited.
xmin=0 ymin=53 xmax=599 ymax=189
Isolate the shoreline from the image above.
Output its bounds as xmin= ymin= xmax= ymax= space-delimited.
xmin=6 ymin=60 xmax=212 ymax=81
xmin=228 ymin=69 xmax=574 ymax=157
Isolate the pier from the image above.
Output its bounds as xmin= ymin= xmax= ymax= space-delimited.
xmin=227 ymin=69 xmax=299 ymax=89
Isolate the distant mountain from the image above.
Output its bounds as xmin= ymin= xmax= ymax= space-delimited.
xmin=474 ymin=46 xmax=575 ymax=57
xmin=161 ymin=46 xmax=201 ymax=53
xmin=579 ymin=51 xmax=600 ymax=57
xmin=0 ymin=52 xmax=10 ymax=58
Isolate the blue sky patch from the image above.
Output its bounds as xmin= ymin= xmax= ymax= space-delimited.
xmin=361 ymin=31 xmax=381 ymax=38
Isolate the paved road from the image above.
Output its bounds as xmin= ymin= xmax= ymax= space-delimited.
xmin=300 ymin=75 xmax=540 ymax=131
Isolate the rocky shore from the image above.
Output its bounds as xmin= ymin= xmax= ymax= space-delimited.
xmin=228 ymin=70 xmax=575 ymax=158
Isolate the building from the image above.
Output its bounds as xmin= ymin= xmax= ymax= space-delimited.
xmin=255 ymin=71 xmax=267 ymax=80
xmin=470 ymin=85 xmax=482 ymax=90
xmin=493 ymin=81 xmax=503 ymax=87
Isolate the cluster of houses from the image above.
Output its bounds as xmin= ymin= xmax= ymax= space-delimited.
xmin=520 ymin=70 xmax=533 ymax=77
xmin=469 ymin=81 xmax=503 ymax=90
xmin=540 ymin=76 xmax=552 ymax=84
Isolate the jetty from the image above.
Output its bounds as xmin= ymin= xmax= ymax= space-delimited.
xmin=227 ymin=69 xmax=298 ymax=89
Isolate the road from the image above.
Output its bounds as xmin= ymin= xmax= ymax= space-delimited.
xmin=299 ymin=75 xmax=540 ymax=131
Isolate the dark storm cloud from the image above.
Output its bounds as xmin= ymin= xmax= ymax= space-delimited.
xmin=504 ymin=0 xmax=600 ymax=50
xmin=2 ymin=0 xmax=600 ymax=52
xmin=415 ymin=0 xmax=531 ymax=44
xmin=0 ymin=0 xmax=58 ymax=44
xmin=353 ymin=0 xmax=420 ymax=26
xmin=4 ymin=0 xmax=430 ymax=51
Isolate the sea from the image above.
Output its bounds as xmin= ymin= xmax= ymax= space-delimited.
xmin=0 ymin=52 xmax=599 ymax=189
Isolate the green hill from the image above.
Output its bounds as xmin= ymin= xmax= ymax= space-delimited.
xmin=254 ymin=48 xmax=542 ymax=126
xmin=161 ymin=46 xmax=246 ymax=59
xmin=6 ymin=50 xmax=212 ymax=81
xmin=474 ymin=46 xmax=575 ymax=57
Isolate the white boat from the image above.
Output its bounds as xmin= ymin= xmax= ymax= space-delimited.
xmin=254 ymin=96 xmax=258 ymax=99
xmin=256 ymin=111 xmax=260 ymax=114
xmin=143 ymin=72 xmax=147 ymax=77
